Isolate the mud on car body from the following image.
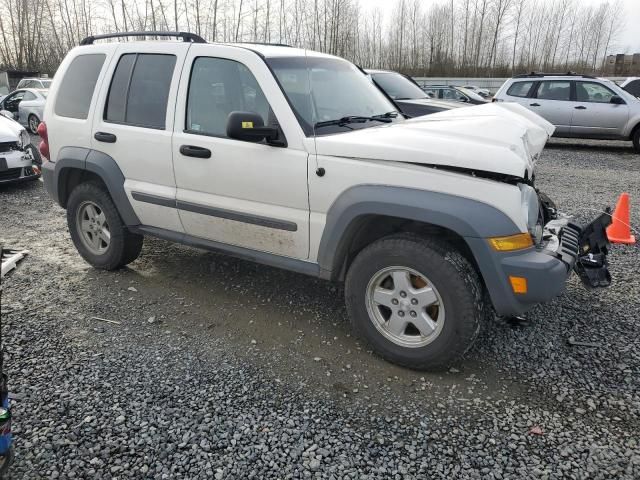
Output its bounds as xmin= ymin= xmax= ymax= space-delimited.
xmin=40 ymin=32 xmax=616 ymax=370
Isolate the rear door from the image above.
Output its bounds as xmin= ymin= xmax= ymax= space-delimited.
xmin=571 ymin=81 xmax=629 ymax=137
xmin=91 ymin=42 xmax=189 ymax=232
xmin=528 ymin=80 xmax=574 ymax=134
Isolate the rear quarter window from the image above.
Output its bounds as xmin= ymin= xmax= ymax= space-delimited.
xmin=54 ymin=54 xmax=106 ymax=119
xmin=506 ymin=81 xmax=534 ymax=98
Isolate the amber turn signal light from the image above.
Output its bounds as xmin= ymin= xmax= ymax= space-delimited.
xmin=509 ymin=276 xmax=528 ymax=294
xmin=487 ymin=233 xmax=533 ymax=252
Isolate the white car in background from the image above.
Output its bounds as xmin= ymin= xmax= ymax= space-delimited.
xmin=0 ymin=112 xmax=41 ymax=185
xmin=16 ymin=77 xmax=52 ymax=90
xmin=0 ymin=88 xmax=48 ymax=134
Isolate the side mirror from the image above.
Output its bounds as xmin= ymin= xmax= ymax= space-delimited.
xmin=610 ymin=95 xmax=625 ymax=105
xmin=226 ymin=111 xmax=284 ymax=146
xmin=0 ymin=110 xmax=14 ymax=120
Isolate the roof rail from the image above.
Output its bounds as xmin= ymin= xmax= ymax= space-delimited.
xmin=513 ymin=71 xmax=596 ymax=79
xmin=230 ymin=41 xmax=293 ymax=47
xmin=80 ymin=31 xmax=206 ymax=45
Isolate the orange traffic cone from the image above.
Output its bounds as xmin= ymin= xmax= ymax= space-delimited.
xmin=606 ymin=193 xmax=636 ymax=244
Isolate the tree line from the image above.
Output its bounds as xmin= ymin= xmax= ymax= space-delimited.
xmin=0 ymin=0 xmax=626 ymax=77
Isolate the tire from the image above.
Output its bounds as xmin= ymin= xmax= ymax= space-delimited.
xmin=28 ymin=114 xmax=39 ymax=135
xmin=25 ymin=144 xmax=42 ymax=166
xmin=345 ymin=233 xmax=484 ymax=371
xmin=67 ymin=182 xmax=143 ymax=270
xmin=633 ymin=128 xmax=640 ymax=153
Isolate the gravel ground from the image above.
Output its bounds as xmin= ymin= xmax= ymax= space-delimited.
xmin=0 ymin=138 xmax=638 ymax=479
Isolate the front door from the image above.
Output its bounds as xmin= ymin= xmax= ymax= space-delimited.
xmin=571 ymin=81 xmax=629 ymax=137
xmin=172 ymin=45 xmax=310 ymax=259
xmin=1 ymin=90 xmax=26 ymax=119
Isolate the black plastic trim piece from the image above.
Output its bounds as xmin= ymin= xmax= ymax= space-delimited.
xmin=177 ymin=200 xmax=298 ymax=232
xmin=131 ymin=191 xmax=176 ymax=208
xmin=130 ymin=191 xmax=298 ymax=232
xmin=80 ymin=31 xmax=206 ymax=45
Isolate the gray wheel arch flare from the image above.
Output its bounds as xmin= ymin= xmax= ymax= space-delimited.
xmin=316 ymin=184 xmax=524 ymax=306
xmin=44 ymin=147 xmax=140 ymax=226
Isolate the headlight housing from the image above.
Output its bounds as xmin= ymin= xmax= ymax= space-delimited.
xmin=519 ymin=183 xmax=543 ymax=244
xmin=18 ymin=129 xmax=30 ymax=149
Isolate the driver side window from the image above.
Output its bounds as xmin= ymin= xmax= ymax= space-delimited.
xmin=186 ymin=57 xmax=271 ymax=138
xmin=576 ymin=82 xmax=616 ymax=103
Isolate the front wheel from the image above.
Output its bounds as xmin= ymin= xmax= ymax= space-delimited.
xmin=67 ymin=182 xmax=143 ymax=270
xmin=633 ymin=128 xmax=640 ymax=153
xmin=345 ymin=234 xmax=484 ymax=371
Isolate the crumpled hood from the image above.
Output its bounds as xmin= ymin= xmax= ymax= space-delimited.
xmin=315 ymin=103 xmax=555 ymax=179
xmin=0 ymin=114 xmax=23 ymax=143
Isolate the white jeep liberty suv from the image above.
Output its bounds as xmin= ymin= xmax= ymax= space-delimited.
xmin=40 ymin=32 xmax=613 ymax=370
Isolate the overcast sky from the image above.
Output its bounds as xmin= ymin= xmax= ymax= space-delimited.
xmin=359 ymin=0 xmax=640 ymax=53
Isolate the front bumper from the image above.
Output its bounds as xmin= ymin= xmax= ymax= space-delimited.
xmin=467 ymin=213 xmax=612 ymax=317
xmin=0 ymin=149 xmax=40 ymax=185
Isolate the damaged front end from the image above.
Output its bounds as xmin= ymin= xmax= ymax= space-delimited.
xmin=538 ymin=194 xmax=612 ymax=289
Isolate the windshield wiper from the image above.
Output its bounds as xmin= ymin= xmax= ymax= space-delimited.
xmin=314 ymin=112 xmax=396 ymax=129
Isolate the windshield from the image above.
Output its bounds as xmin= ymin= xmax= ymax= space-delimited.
xmin=267 ymin=56 xmax=401 ymax=136
xmin=371 ymin=72 xmax=427 ymax=100
xmin=42 ymin=80 xmax=52 ymax=88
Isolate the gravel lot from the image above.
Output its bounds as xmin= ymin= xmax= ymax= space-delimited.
xmin=0 ymin=138 xmax=639 ymax=479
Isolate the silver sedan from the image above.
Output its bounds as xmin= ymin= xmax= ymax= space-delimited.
xmin=0 ymin=88 xmax=47 ymax=134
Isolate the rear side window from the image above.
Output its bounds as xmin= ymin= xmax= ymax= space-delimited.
xmin=55 ymin=54 xmax=106 ymax=119
xmin=506 ymin=81 xmax=534 ymax=98
xmin=535 ymin=81 xmax=571 ymax=101
xmin=105 ymin=53 xmax=176 ymax=129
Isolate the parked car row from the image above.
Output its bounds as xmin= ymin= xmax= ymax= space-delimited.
xmin=0 ymin=112 xmax=41 ymax=185
xmin=0 ymin=88 xmax=48 ymax=134
xmin=0 ymin=77 xmax=48 ymax=185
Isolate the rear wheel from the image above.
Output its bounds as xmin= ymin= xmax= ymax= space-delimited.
xmin=345 ymin=234 xmax=484 ymax=371
xmin=28 ymin=114 xmax=39 ymax=135
xmin=67 ymin=182 xmax=143 ymax=270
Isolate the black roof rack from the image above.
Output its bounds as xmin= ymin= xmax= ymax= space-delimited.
xmin=80 ymin=31 xmax=206 ymax=46
xmin=230 ymin=41 xmax=292 ymax=47
xmin=513 ymin=71 xmax=596 ymax=79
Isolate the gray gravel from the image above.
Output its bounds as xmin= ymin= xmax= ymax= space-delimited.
xmin=0 ymin=137 xmax=638 ymax=479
